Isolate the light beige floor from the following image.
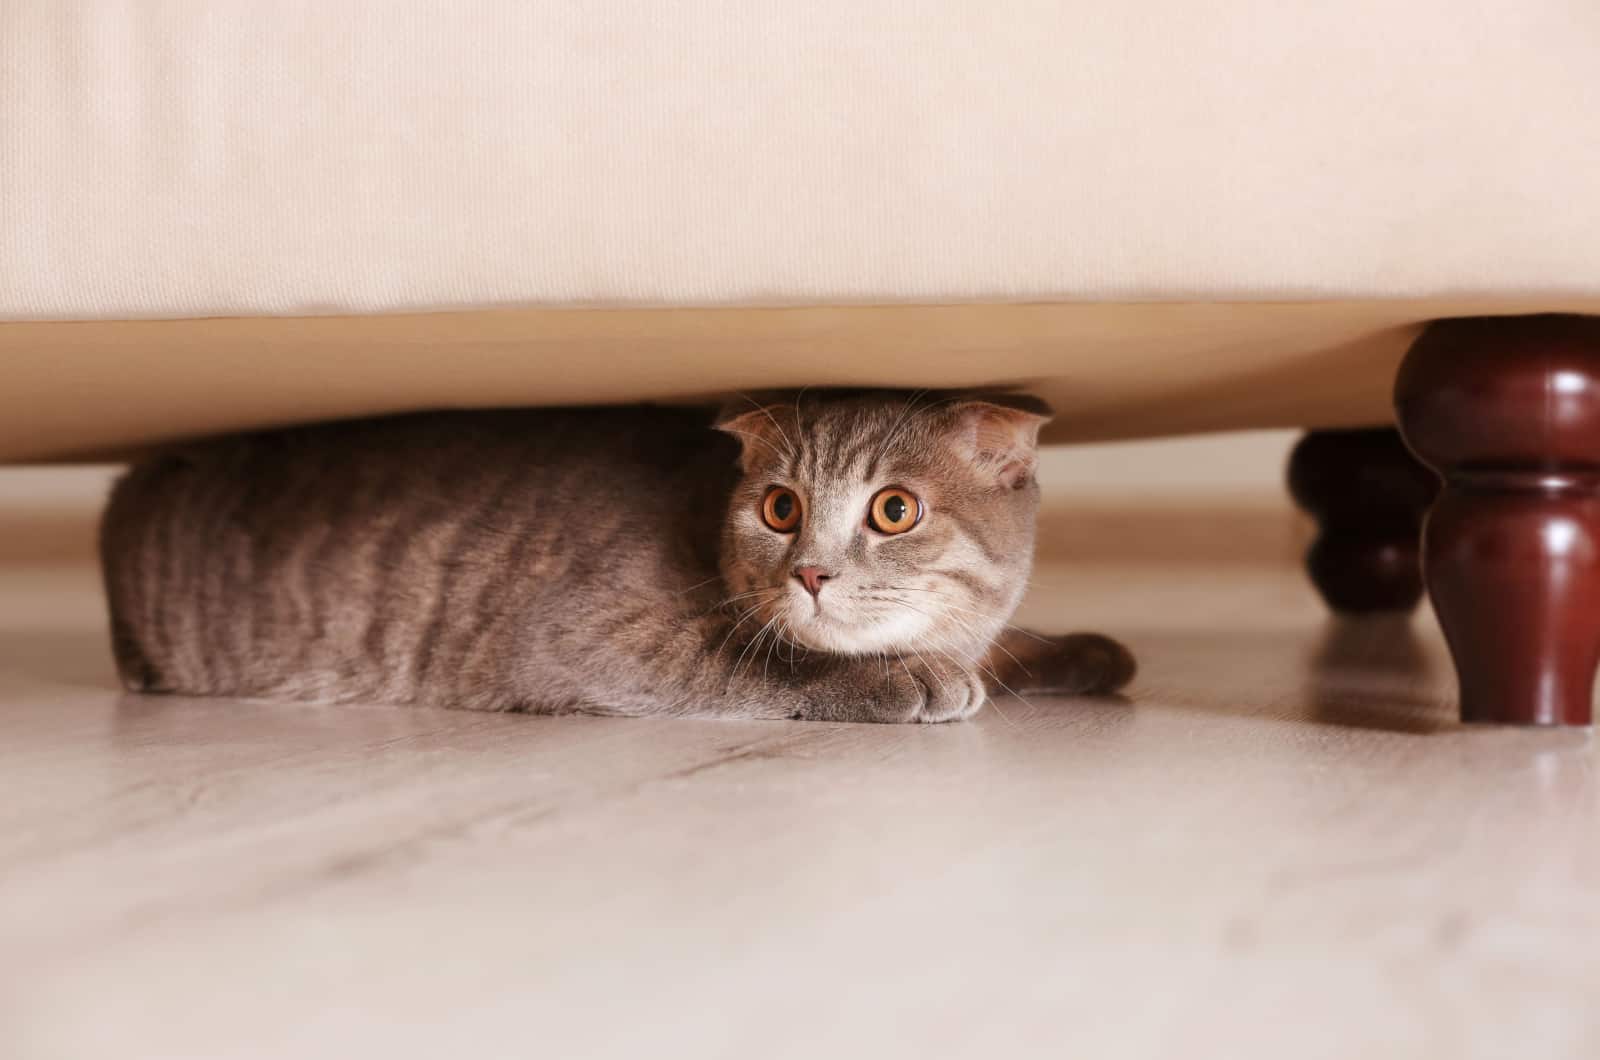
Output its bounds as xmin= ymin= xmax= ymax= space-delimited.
xmin=3 ymin=469 xmax=1598 ymax=1059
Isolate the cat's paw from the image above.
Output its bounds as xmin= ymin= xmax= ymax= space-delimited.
xmin=1021 ymin=632 xmax=1137 ymax=695
xmin=794 ymin=656 xmax=986 ymax=724
xmin=902 ymin=655 xmax=988 ymax=723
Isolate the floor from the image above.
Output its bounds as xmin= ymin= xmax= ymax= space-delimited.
xmin=3 ymin=472 xmax=1598 ymax=1059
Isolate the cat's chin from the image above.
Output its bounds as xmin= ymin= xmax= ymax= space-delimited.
xmin=780 ymin=606 xmax=935 ymax=657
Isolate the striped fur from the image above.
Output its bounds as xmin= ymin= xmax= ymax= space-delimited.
xmin=100 ymin=393 xmax=1132 ymax=723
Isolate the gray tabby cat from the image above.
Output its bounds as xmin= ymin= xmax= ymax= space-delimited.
xmin=100 ymin=390 xmax=1134 ymax=723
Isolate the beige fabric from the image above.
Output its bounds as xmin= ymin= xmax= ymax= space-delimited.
xmin=8 ymin=298 xmax=1600 ymax=463
xmin=5 ymin=2 xmax=1600 ymax=320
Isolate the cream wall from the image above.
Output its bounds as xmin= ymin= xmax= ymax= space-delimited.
xmin=1038 ymin=430 xmax=1295 ymax=508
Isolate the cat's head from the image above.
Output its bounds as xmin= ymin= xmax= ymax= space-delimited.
xmin=715 ymin=390 xmax=1049 ymax=660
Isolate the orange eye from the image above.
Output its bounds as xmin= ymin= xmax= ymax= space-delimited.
xmin=868 ymin=487 xmax=922 ymax=534
xmin=761 ymin=486 xmax=802 ymax=533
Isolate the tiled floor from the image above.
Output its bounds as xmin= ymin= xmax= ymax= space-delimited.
xmin=2 ymin=490 xmax=1597 ymax=1059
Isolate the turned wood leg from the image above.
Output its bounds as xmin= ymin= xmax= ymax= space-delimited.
xmin=1396 ymin=314 xmax=1600 ymax=727
xmin=1287 ymin=429 xmax=1437 ymax=614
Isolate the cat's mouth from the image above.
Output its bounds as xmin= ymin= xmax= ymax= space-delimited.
xmin=776 ymin=591 xmax=933 ymax=655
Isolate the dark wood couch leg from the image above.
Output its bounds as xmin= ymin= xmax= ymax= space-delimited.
xmin=1397 ymin=314 xmax=1600 ymax=727
xmin=1287 ymin=429 xmax=1436 ymax=614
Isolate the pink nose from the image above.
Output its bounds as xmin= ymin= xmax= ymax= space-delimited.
xmin=792 ymin=566 xmax=833 ymax=597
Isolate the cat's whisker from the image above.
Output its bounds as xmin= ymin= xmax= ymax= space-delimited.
xmin=721 ymin=593 xmax=777 ymax=618
xmin=748 ymin=619 xmax=779 ymax=673
xmin=1001 ymin=622 xmax=1050 ymax=643
xmin=791 ymin=386 xmax=812 ymax=468
xmin=870 ymin=388 xmax=931 ymax=470
xmin=735 ymin=616 xmax=781 ymax=680
xmin=764 ymin=620 xmax=790 ymax=673
xmin=731 ymin=624 xmax=764 ymax=680
xmin=883 ymin=586 xmax=1052 ymax=645
xmin=763 ymin=619 xmax=784 ymax=681
xmin=873 ymin=606 xmax=1022 ymax=726
xmin=905 ymin=641 xmax=950 ymax=698
xmin=876 ymin=391 xmax=968 ymax=468
xmin=905 ymin=630 xmax=1024 ymax=729
xmin=736 ymin=392 xmax=798 ymax=461
xmin=897 ymin=654 xmax=918 ymax=701
xmin=779 ymin=620 xmax=797 ymax=673
xmin=716 ymin=587 xmax=782 ymax=609
xmin=963 ymin=651 xmax=1033 ymax=720
xmin=713 ymin=600 xmax=777 ymax=658
xmin=767 ymin=619 xmax=796 ymax=676
xmin=884 ymin=584 xmax=1017 ymax=613
xmin=697 ymin=589 xmax=777 ymax=630
xmin=719 ymin=427 xmax=791 ymax=464
xmin=979 ymin=686 xmax=1019 ymax=728
xmin=865 ymin=591 xmax=1008 ymax=650
xmin=972 ymin=675 xmax=1022 ymax=728
xmin=965 ymin=626 xmax=1029 ymax=674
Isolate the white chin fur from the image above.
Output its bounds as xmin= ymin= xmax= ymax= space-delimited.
xmin=779 ymin=597 xmax=934 ymax=655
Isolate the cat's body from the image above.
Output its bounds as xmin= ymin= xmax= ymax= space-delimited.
xmin=101 ymin=393 xmax=1133 ymax=723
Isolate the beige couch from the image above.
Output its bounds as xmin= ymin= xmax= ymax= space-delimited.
xmin=6 ymin=2 xmax=1600 ymax=460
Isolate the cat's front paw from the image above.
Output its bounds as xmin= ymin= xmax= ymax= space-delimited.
xmin=900 ymin=655 xmax=988 ymax=723
xmin=795 ymin=656 xmax=986 ymax=724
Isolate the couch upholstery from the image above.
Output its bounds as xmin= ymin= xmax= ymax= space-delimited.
xmin=6 ymin=2 xmax=1599 ymax=460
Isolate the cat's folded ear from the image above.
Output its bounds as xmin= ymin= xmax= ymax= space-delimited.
xmin=943 ymin=394 xmax=1053 ymax=489
xmin=712 ymin=396 xmax=793 ymax=472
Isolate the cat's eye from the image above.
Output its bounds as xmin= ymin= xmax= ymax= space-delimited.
xmin=868 ymin=487 xmax=922 ymax=535
xmin=761 ymin=486 xmax=802 ymax=533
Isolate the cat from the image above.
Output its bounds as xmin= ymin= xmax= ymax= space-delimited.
xmin=99 ymin=390 xmax=1134 ymax=723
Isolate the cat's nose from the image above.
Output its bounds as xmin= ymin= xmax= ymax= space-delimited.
xmin=792 ymin=566 xmax=833 ymax=597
